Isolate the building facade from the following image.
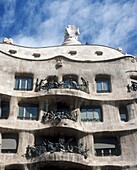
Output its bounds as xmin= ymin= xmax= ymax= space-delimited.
xmin=0 ymin=26 xmax=137 ymax=170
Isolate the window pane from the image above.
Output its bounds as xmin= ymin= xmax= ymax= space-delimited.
xmin=1 ymin=103 xmax=9 ymax=119
xmin=18 ymin=105 xmax=38 ymax=120
xmin=87 ymin=109 xmax=93 ymax=120
xmin=27 ymin=78 xmax=32 ymax=90
xmin=15 ymin=78 xmax=20 ymax=89
xmin=25 ymin=106 xmax=31 ymax=119
xmin=18 ymin=106 xmax=24 ymax=119
xmin=96 ymin=81 xmax=102 ymax=92
xmin=32 ymin=106 xmax=38 ymax=120
xmin=21 ymin=79 xmax=26 ymax=90
xmin=120 ymin=113 xmax=127 ymax=121
xmin=94 ymin=108 xmax=101 ymax=120
xmin=81 ymin=109 xmax=87 ymax=121
xmin=103 ymin=80 xmax=109 ymax=91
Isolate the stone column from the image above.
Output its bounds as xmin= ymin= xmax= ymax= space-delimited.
xmin=86 ymin=134 xmax=94 ymax=157
xmin=17 ymin=131 xmax=34 ymax=156
xmin=102 ymin=101 xmax=120 ymax=125
xmin=38 ymin=98 xmax=45 ymax=121
xmin=9 ymin=96 xmax=18 ymax=120
xmin=127 ymin=102 xmax=135 ymax=121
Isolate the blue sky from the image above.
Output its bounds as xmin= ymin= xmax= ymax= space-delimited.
xmin=0 ymin=0 xmax=137 ymax=55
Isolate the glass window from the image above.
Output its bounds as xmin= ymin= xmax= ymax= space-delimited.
xmin=0 ymin=102 xmax=9 ymax=119
xmin=94 ymin=136 xmax=121 ymax=156
xmin=18 ymin=104 xmax=38 ymax=120
xmin=1 ymin=133 xmax=18 ymax=153
xmin=81 ymin=107 xmax=102 ymax=122
xmin=14 ymin=76 xmax=33 ymax=91
xmin=119 ymin=106 xmax=128 ymax=122
xmin=96 ymin=75 xmax=110 ymax=93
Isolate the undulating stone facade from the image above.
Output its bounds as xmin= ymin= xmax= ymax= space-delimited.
xmin=0 ymin=26 xmax=137 ymax=170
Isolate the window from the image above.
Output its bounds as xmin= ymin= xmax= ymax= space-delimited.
xmin=94 ymin=136 xmax=121 ymax=156
xmin=95 ymin=75 xmax=111 ymax=93
xmin=119 ymin=106 xmax=128 ymax=122
xmin=80 ymin=107 xmax=102 ymax=122
xmin=1 ymin=133 xmax=18 ymax=153
xmin=0 ymin=102 xmax=9 ymax=119
xmin=18 ymin=104 xmax=38 ymax=120
xmin=14 ymin=76 xmax=33 ymax=91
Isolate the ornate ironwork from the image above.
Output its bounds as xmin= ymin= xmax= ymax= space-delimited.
xmin=42 ymin=110 xmax=77 ymax=125
xmin=35 ymin=76 xmax=89 ymax=93
xmin=25 ymin=138 xmax=89 ymax=159
xmin=127 ymin=82 xmax=137 ymax=92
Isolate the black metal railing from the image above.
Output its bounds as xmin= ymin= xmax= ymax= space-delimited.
xmin=127 ymin=82 xmax=137 ymax=92
xmin=41 ymin=110 xmax=77 ymax=125
xmin=26 ymin=138 xmax=89 ymax=159
xmin=35 ymin=77 xmax=89 ymax=93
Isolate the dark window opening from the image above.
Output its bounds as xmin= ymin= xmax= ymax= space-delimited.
xmin=119 ymin=106 xmax=128 ymax=122
xmin=94 ymin=136 xmax=121 ymax=156
xmin=0 ymin=102 xmax=9 ymax=119
xmin=1 ymin=133 xmax=18 ymax=153
xmin=56 ymin=102 xmax=69 ymax=117
xmin=101 ymin=166 xmax=122 ymax=170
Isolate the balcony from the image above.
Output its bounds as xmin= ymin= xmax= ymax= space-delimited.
xmin=35 ymin=76 xmax=89 ymax=94
xmin=25 ymin=136 xmax=89 ymax=160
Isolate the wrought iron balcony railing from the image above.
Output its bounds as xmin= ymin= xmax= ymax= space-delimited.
xmin=35 ymin=77 xmax=89 ymax=93
xmin=42 ymin=110 xmax=77 ymax=125
xmin=25 ymin=138 xmax=89 ymax=159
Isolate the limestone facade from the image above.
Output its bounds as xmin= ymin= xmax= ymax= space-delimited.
xmin=0 ymin=42 xmax=137 ymax=170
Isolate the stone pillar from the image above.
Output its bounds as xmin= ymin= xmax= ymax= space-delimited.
xmin=17 ymin=131 xmax=34 ymax=156
xmin=38 ymin=98 xmax=45 ymax=121
xmin=9 ymin=96 xmax=18 ymax=119
xmin=120 ymin=131 xmax=137 ymax=162
xmin=58 ymin=75 xmax=62 ymax=84
xmin=86 ymin=134 xmax=94 ymax=157
xmin=127 ymin=102 xmax=135 ymax=121
xmin=102 ymin=101 xmax=120 ymax=125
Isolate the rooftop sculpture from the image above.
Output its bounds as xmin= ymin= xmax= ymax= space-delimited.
xmin=62 ymin=25 xmax=81 ymax=45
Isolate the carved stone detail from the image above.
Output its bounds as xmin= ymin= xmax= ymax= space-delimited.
xmin=62 ymin=25 xmax=81 ymax=45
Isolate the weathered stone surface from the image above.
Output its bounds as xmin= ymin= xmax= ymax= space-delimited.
xmin=0 ymin=40 xmax=137 ymax=170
